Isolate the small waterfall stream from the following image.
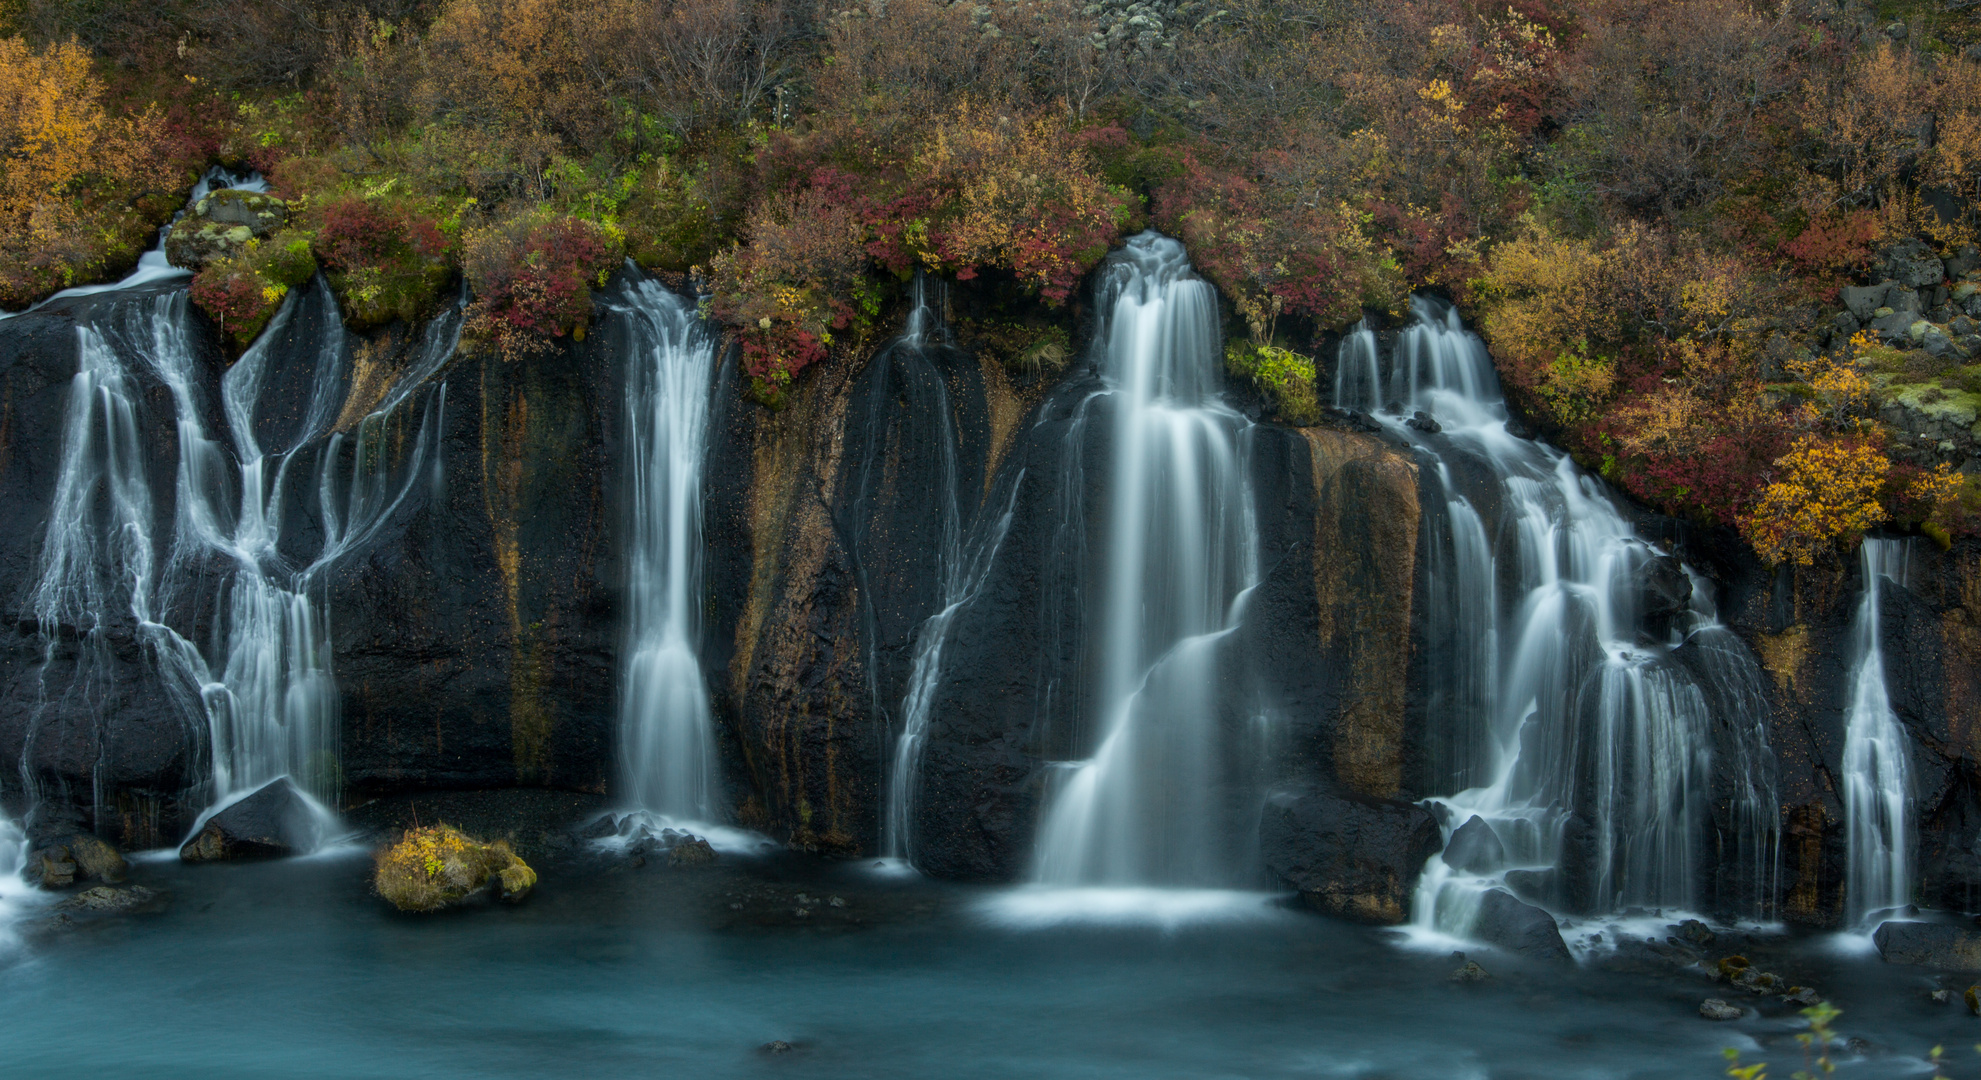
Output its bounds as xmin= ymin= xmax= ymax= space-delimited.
xmin=1844 ymin=537 xmax=1913 ymax=925
xmin=1027 ymin=233 xmax=1260 ymax=889
xmin=26 ymin=243 xmax=458 ymax=843
xmin=1336 ymin=300 xmax=1779 ymax=943
xmin=610 ymin=273 xmax=720 ymax=824
xmin=880 ymin=275 xmax=1026 ymax=867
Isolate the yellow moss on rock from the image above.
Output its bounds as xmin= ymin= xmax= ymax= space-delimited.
xmin=373 ymin=824 xmax=536 ymax=913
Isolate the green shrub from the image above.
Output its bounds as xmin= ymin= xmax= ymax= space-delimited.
xmin=1226 ymin=340 xmax=1322 ymax=426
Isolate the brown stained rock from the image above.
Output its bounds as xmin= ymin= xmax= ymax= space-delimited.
xmin=1303 ymin=429 xmax=1420 ymax=799
xmin=728 ymin=348 xmax=871 ymax=853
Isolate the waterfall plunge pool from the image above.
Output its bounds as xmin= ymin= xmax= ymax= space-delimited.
xmin=0 ymin=849 xmax=1958 ymax=1079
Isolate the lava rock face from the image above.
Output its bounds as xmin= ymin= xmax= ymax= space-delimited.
xmin=1258 ymin=787 xmax=1442 ymax=924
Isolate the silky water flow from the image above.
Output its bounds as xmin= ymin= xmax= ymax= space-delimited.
xmin=23 ymin=208 xmax=460 ymax=854
xmin=1336 ymin=300 xmax=1780 ymax=950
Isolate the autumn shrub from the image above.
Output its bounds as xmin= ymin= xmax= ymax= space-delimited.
xmin=462 ymin=211 xmax=624 ymax=360
xmin=0 ymin=35 xmax=176 ymax=309
xmin=709 ymin=108 xmax=1134 ymax=395
xmin=188 ymin=229 xmax=318 ymax=348
xmin=1155 ymin=151 xmax=1403 ymax=344
xmin=311 ymin=195 xmax=452 ymax=329
xmin=1739 ymin=435 xmax=1892 ymax=566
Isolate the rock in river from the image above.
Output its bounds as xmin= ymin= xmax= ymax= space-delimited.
xmin=179 ymin=778 xmax=323 ymax=861
xmin=1259 ymin=787 xmax=1442 ymax=925
xmin=1872 ymin=920 xmax=1981 ymax=972
xmin=1472 ymin=889 xmax=1572 ymax=963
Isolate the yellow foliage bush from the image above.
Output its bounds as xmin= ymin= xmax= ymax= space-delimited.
xmin=0 ymin=35 xmax=169 ymax=305
xmin=373 ymin=824 xmax=535 ymax=912
xmin=1739 ymin=436 xmax=1890 ymax=566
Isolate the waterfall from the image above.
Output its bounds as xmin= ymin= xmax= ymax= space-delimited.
xmin=610 ymin=273 xmax=720 ymax=822
xmin=27 ymin=270 xmax=458 ymax=843
xmin=1333 ymin=299 xmax=1779 ymax=939
xmin=1027 ymin=233 xmax=1259 ymax=887
xmin=879 ymin=275 xmax=1023 ymax=866
xmin=1844 ymin=538 xmax=1912 ymax=925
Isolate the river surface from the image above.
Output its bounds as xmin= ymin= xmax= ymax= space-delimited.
xmin=0 ymin=847 xmax=1962 ymax=1079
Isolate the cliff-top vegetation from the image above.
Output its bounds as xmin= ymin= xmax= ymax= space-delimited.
xmin=2 ymin=0 xmax=1979 ymax=562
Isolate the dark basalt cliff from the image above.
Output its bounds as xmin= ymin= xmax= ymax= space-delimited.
xmin=1 ymin=271 xmax=1978 ymax=930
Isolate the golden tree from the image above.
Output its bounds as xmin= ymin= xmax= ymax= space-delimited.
xmin=1740 ymin=436 xmax=1890 ymax=566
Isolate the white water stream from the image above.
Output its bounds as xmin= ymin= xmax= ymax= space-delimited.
xmin=1335 ymin=300 xmax=1779 ymax=946
xmin=879 ymin=275 xmax=1027 ymax=867
xmin=1027 ymin=233 xmax=1260 ymax=888
xmin=25 ymin=206 xmax=459 ymax=849
xmin=609 ymin=273 xmax=721 ymax=825
xmin=1843 ymin=537 xmax=1913 ymax=925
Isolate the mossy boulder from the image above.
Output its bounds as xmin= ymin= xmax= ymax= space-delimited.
xmin=373 ymin=825 xmax=537 ymax=913
xmin=166 ymin=190 xmax=289 ymax=270
xmin=24 ymin=834 xmax=129 ymax=889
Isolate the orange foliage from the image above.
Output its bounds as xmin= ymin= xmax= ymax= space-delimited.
xmin=0 ymin=36 xmax=169 ymax=304
xmin=1740 ymin=436 xmax=1891 ymax=566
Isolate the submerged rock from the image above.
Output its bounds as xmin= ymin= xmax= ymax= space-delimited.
xmin=180 ymin=778 xmax=321 ymax=861
xmin=1442 ymin=816 xmax=1506 ymax=875
xmin=1873 ymin=920 xmax=1981 ymax=971
xmin=669 ymin=837 xmax=718 ymax=867
xmin=1699 ymin=999 xmax=1743 ymax=1021
xmin=1471 ymin=889 xmax=1572 ymax=963
xmin=59 ymin=884 xmax=157 ymax=913
xmin=373 ymin=824 xmax=537 ymax=912
xmin=1259 ymin=788 xmax=1442 ymax=925
xmin=28 ymin=835 xmax=129 ymax=888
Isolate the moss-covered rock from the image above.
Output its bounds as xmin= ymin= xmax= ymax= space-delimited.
xmin=373 ymin=824 xmax=537 ymax=913
xmin=166 ymin=190 xmax=289 ymax=270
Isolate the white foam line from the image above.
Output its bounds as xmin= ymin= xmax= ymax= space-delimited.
xmin=975 ymin=886 xmax=1288 ymax=930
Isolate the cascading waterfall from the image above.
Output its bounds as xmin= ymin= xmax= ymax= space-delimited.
xmin=880 ymin=276 xmax=1023 ymax=866
xmin=1844 ymin=538 xmax=1912 ymax=925
xmin=1027 ymin=233 xmax=1259 ymax=888
xmin=27 ymin=273 xmax=458 ymax=840
xmin=610 ymin=273 xmax=720 ymax=823
xmin=1334 ymin=299 xmax=1779 ymax=941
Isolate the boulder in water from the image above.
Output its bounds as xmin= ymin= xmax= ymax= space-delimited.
xmin=1259 ymin=787 xmax=1442 ymax=925
xmin=1631 ymin=555 xmax=1691 ymax=638
xmin=373 ymin=824 xmax=537 ymax=912
xmin=26 ymin=833 xmax=129 ymax=888
xmin=23 ymin=846 xmax=76 ymax=889
xmin=1873 ymin=920 xmax=1981 ymax=971
xmin=1472 ymin=888 xmax=1572 ymax=963
xmin=669 ymin=837 xmax=717 ymax=867
xmin=68 ymin=835 xmax=128 ymax=883
xmin=1699 ymin=999 xmax=1743 ymax=1021
xmin=1442 ymin=816 xmax=1506 ymax=874
xmin=179 ymin=778 xmax=321 ymax=861
xmin=1503 ymin=868 xmax=1555 ymax=905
